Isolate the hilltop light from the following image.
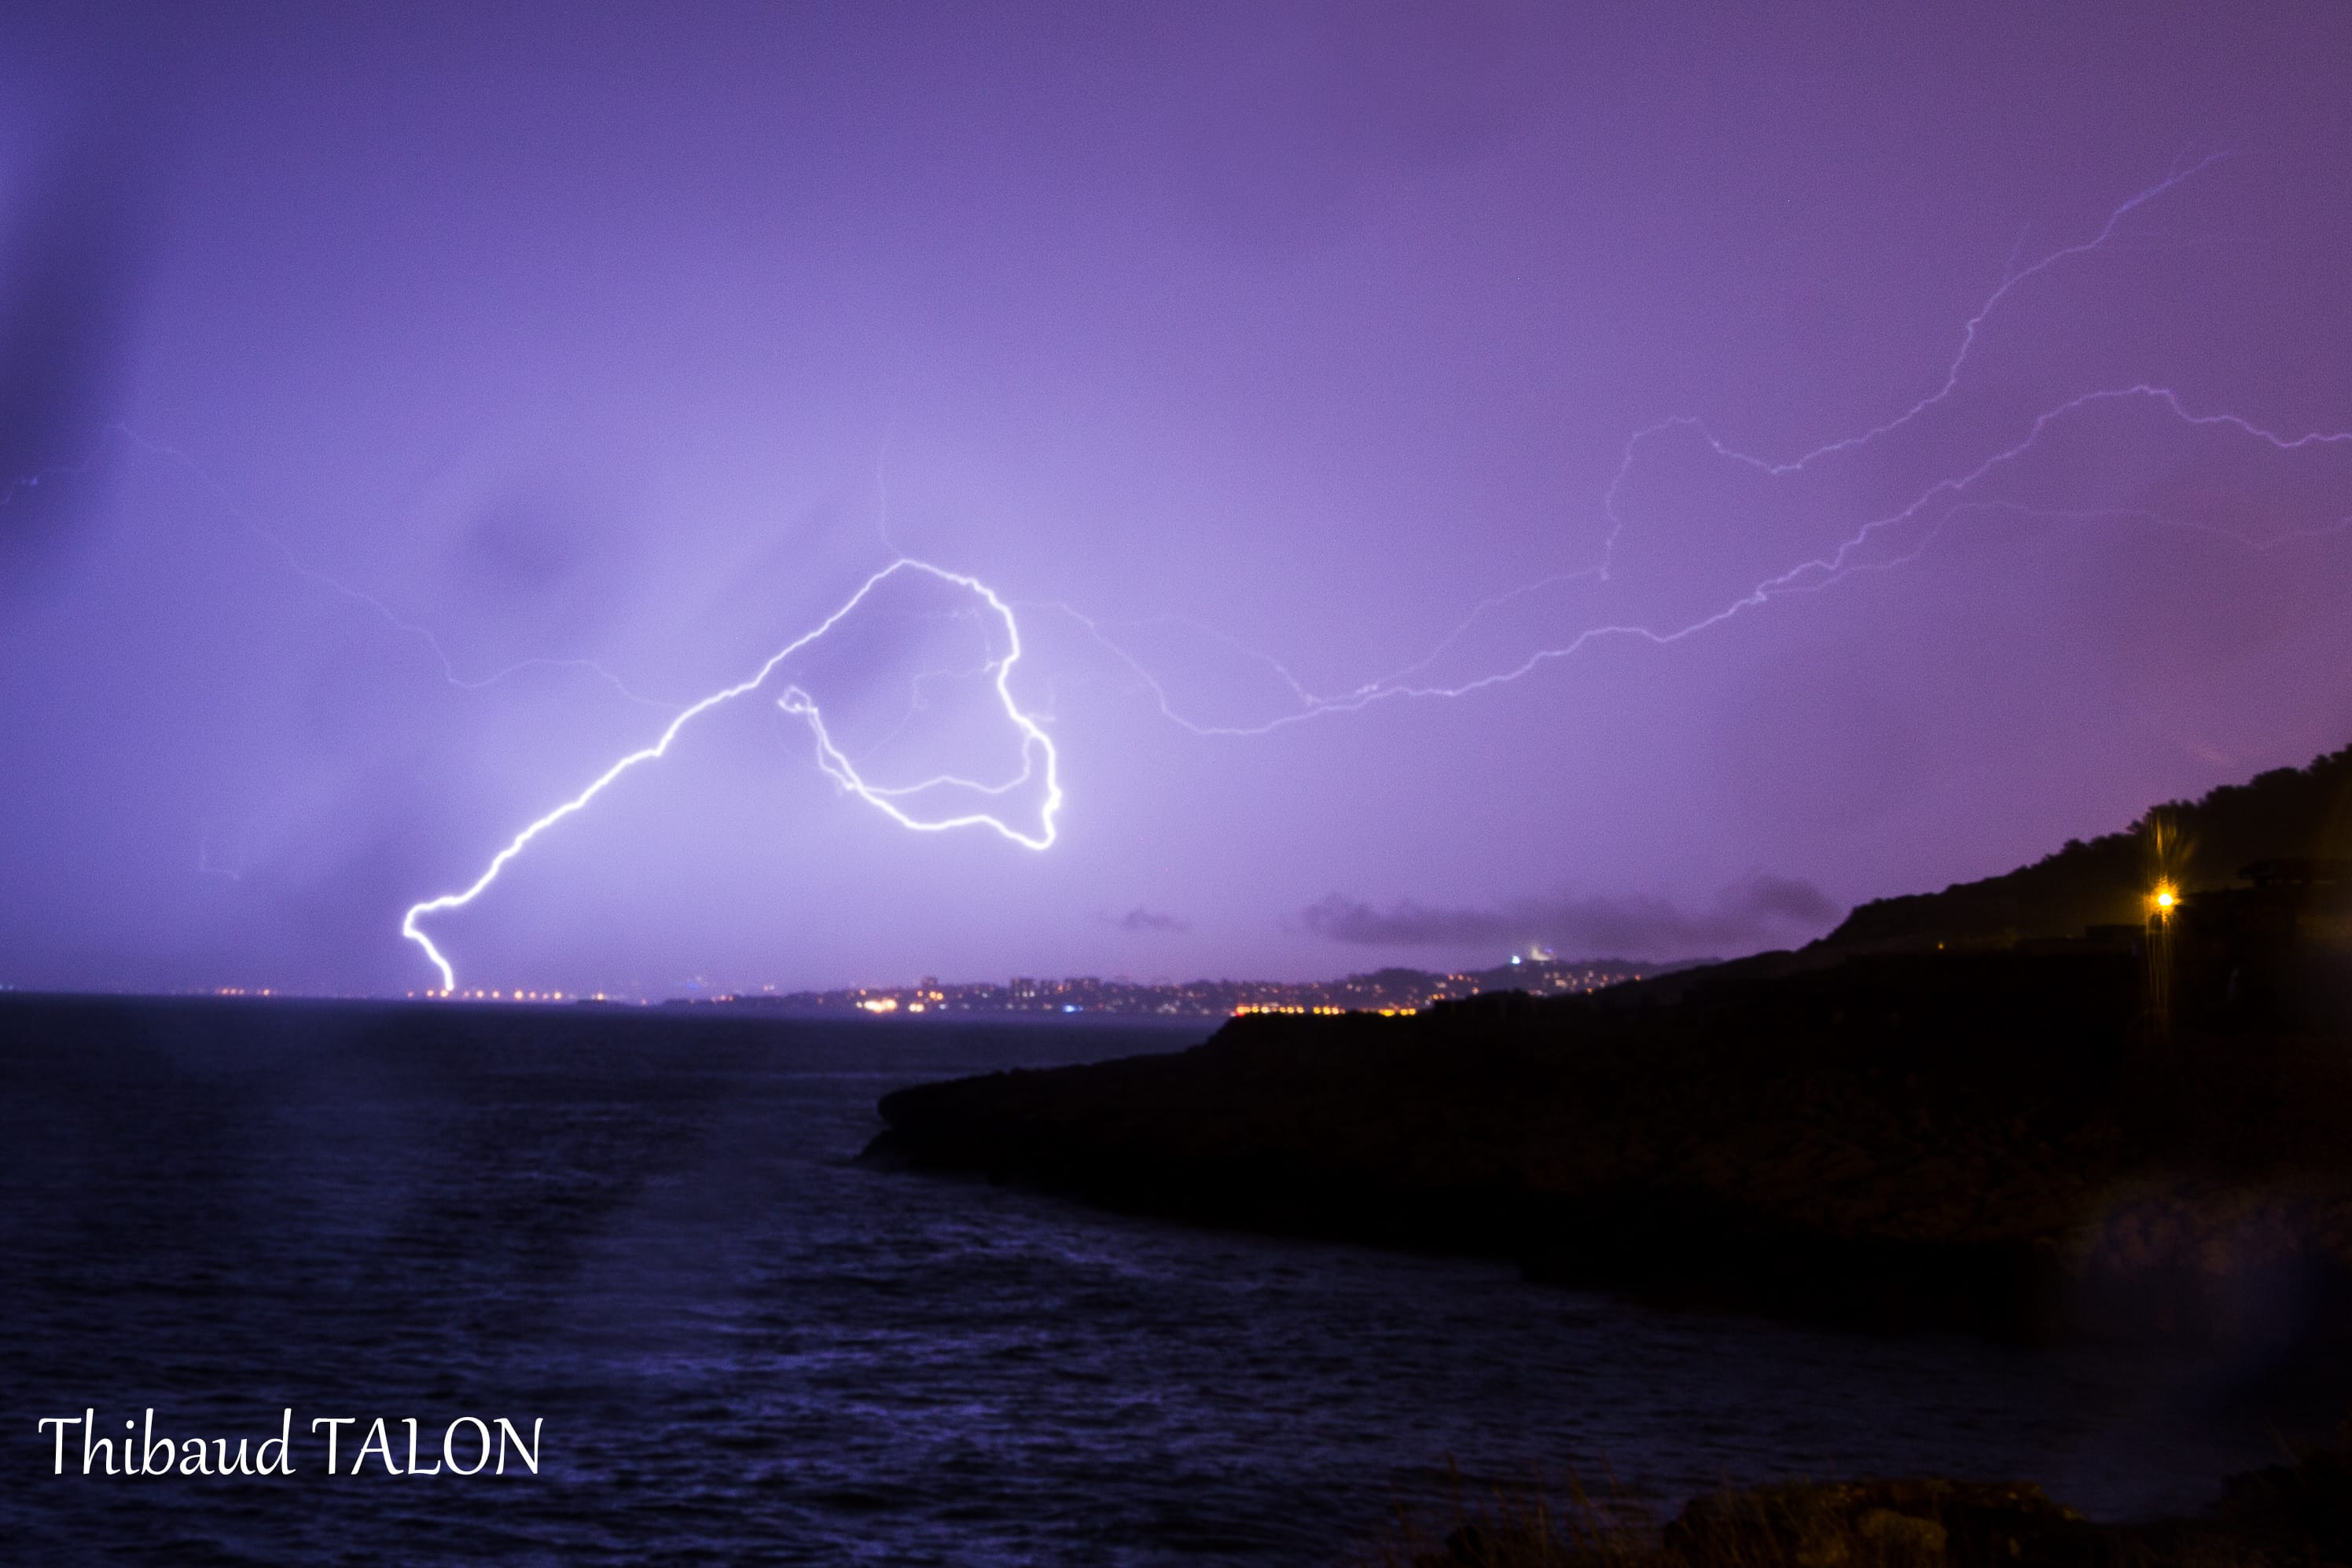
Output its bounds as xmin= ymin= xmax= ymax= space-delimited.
xmin=2152 ymin=883 xmax=2178 ymax=915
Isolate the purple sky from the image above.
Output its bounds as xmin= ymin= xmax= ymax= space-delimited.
xmin=3 ymin=2 xmax=2349 ymax=997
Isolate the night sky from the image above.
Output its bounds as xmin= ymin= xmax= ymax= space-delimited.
xmin=2 ymin=2 xmax=2347 ymax=997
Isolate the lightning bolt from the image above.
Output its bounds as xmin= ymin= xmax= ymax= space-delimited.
xmin=1064 ymin=151 xmax=2352 ymax=737
xmin=399 ymin=558 xmax=1059 ymax=990
xmin=13 ymin=151 xmax=2339 ymax=993
xmin=1689 ymin=148 xmax=2233 ymax=481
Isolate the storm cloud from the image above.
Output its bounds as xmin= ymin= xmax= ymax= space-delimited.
xmin=0 ymin=5 xmax=2344 ymax=997
xmin=1300 ymin=875 xmax=1843 ymax=961
xmin=1106 ymin=906 xmax=1193 ymax=935
xmin=0 ymin=122 xmax=157 ymax=577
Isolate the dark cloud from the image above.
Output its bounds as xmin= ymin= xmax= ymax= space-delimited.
xmin=0 ymin=119 xmax=158 ymax=577
xmin=1107 ymin=906 xmax=1192 ymax=935
xmin=1299 ymin=874 xmax=1841 ymax=960
xmin=1167 ymin=2 xmax=1554 ymax=252
xmin=461 ymin=490 xmax=593 ymax=599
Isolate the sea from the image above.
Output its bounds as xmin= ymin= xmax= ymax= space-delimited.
xmin=0 ymin=996 xmax=2302 ymax=1564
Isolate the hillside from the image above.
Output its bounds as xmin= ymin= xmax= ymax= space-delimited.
xmin=1821 ymin=744 xmax=2352 ymax=952
xmin=868 ymin=741 xmax=2352 ymax=1379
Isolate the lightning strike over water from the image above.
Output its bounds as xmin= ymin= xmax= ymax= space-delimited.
xmin=399 ymin=560 xmax=1060 ymax=991
xmin=13 ymin=160 xmax=2337 ymax=990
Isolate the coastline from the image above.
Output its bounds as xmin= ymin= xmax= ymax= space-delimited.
xmin=1361 ymin=1457 xmax=2352 ymax=1567
xmin=865 ymin=949 xmax=2352 ymax=1361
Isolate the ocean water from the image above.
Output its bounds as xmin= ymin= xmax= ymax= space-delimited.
xmin=0 ymin=997 xmax=2292 ymax=1564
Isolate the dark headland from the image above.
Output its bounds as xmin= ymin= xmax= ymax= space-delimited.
xmin=868 ymin=746 xmax=2352 ymax=1560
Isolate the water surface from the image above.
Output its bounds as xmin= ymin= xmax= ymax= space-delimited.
xmin=0 ymin=997 xmax=2285 ymax=1563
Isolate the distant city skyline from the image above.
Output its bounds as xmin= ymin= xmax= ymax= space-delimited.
xmin=162 ymin=949 xmax=1663 ymax=1011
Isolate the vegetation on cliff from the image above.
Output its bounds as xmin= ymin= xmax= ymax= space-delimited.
xmin=1823 ymin=743 xmax=2352 ymax=953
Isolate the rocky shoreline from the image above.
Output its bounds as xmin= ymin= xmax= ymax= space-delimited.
xmin=866 ymin=949 xmax=2352 ymax=1368
xmin=1369 ymin=1457 xmax=2352 ymax=1568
